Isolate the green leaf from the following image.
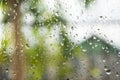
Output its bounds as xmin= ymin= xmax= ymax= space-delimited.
xmin=85 ymin=0 xmax=94 ymax=8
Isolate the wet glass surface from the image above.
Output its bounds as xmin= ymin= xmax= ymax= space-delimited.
xmin=0 ymin=0 xmax=120 ymax=80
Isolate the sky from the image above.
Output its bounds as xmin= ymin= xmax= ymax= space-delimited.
xmin=47 ymin=0 xmax=120 ymax=49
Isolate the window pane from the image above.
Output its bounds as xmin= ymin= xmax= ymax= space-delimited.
xmin=0 ymin=0 xmax=120 ymax=80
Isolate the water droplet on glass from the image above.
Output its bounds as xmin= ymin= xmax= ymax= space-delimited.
xmin=116 ymin=61 xmax=119 ymax=64
xmin=61 ymin=43 xmax=64 ymax=46
xmin=14 ymin=4 xmax=18 ymax=7
xmin=99 ymin=16 xmax=103 ymax=18
xmin=89 ymin=42 xmax=92 ymax=45
xmin=20 ymin=50 xmax=23 ymax=53
xmin=62 ymin=62 xmax=66 ymax=65
xmin=25 ymin=43 xmax=29 ymax=49
xmin=116 ymin=72 xmax=119 ymax=77
xmin=118 ymin=52 xmax=120 ymax=57
xmin=66 ymin=78 xmax=69 ymax=80
xmin=105 ymin=69 xmax=111 ymax=75
xmin=8 ymin=13 xmax=10 ymax=16
xmin=5 ymin=69 xmax=9 ymax=73
xmin=103 ymin=59 xmax=106 ymax=63
xmin=95 ymin=44 xmax=98 ymax=47
xmin=93 ymin=36 xmax=96 ymax=40
xmin=104 ymin=66 xmax=108 ymax=71
xmin=83 ymin=36 xmax=86 ymax=39
xmin=82 ymin=49 xmax=87 ymax=52
xmin=102 ymin=47 xmax=105 ymax=50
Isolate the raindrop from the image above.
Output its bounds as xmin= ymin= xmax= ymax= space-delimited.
xmin=97 ymin=39 xmax=100 ymax=42
xmin=99 ymin=16 xmax=103 ymax=18
xmin=2 ymin=11 xmax=6 ymax=15
xmin=66 ymin=78 xmax=69 ymax=80
xmin=82 ymin=49 xmax=87 ymax=52
xmin=13 ymin=16 xmax=16 ymax=20
xmin=95 ymin=44 xmax=98 ymax=47
xmin=116 ymin=61 xmax=119 ymax=64
xmin=62 ymin=62 xmax=66 ymax=65
xmin=8 ymin=13 xmax=10 ymax=16
xmin=63 ymin=25 xmax=66 ymax=29
xmin=102 ymin=59 xmax=106 ymax=63
xmin=92 ymin=46 xmax=94 ymax=49
xmin=97 ymin=28 xmax=100 ymax=31
xmin=5 ymin=68 xmax=9 ymax=73
xmin=89 ymin=42 xmax=92 ymax=45
xmin=105 ymin=69 xmax=111 ymax=75
xmin=60 ymin=43 xmax=64 ymax=46
xmin=106 ymin=51 xmax=109 ymax=53
xmin=76 ymin=16 xmax=79 ymax=19
xmin=20 ymin=49 xmax=23 ymax=53
xmin=36 ymin=54 xmax=39 ymax=57
xmin=14 ymin=4 xmax=18 ymax=7
xmin=13 ymin=9 xmax=16 ymax=13
xmin=25 ymin=43 xmax=29 ymax=49
xmin=93 ymin=36 xmax=96 ymax=40
xmin=10 ymin=59 xmax=13 ymax=63
xmin=118 ymin=52 xmax=120 ymax=57
xmin=102 ymin=47 xmax=105 ymax=50
xmin=83 ymin=36 xmax=86 ymax=39
xmin=116 ymin=72 xmax=119 ymax=77
xmin=71 ymin=26 xmax=74 ymax=30
xmin=13 ymin=72 xmax=16 ymax=76
xmin=110 ymin=40 xmax=113 ymax=43
xmin=104 ymin=66 xmax=108 ymax=71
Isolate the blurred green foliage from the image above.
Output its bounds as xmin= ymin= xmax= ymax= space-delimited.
xmin=85 ymin=0 xmax=94 ymax=8
xmin=81 ymin=36 xmax=119 ymax=55
xmin=0 ymin=39 xmax=9 ymax=66
xmin=0 ymin=0 xmax=119 ymax=80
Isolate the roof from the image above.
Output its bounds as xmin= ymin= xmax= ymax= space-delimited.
xmin=79 ymin=36 xmax=120 ymax=55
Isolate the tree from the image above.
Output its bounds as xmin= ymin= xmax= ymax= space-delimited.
xmin=0 ymin=0 xmax=25 ymax=80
